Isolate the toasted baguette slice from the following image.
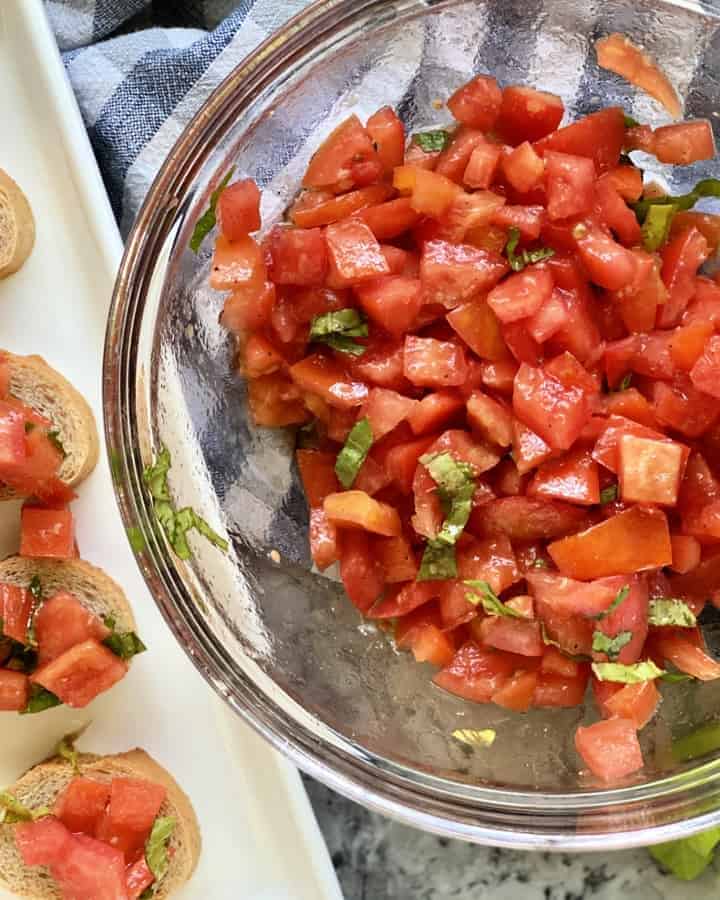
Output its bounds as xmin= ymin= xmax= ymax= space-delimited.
xmin=0 ymin=170 xmax=34 ymax=280
xmin=0 ymin=749 xmax=201 ymax=899
xmin=0 ymin=556 xmax=136 ymax=635
xmin=0 ymin=351 xmax=99 ymax=500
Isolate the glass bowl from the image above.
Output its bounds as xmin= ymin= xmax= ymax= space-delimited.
xmin=104 ymin=0 xmax=720 ymax=849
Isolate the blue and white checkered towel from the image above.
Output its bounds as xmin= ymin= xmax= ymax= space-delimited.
xmin=44 ymin=0 xmax=311 ymax=236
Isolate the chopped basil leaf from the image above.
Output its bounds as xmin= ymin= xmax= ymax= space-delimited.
xmin=452 ymin=728 xmax=496 ymax=748
xmin=641 ymin=203 xmax=675 ymax=251
xmin=103 ymin=620 xmax=147 ymax=662
xmin=47 ymin=430 xmax=67 ymax=459
xmin=591 ymin=629 xmax=632 ymax=660
xmin=504 ymin=226 xmax=555 ymax=272
xmin=650 ymin=828 xmax=720 ymax=881
xmin=189 ymin=167 xmax=235 ymax=253
xmin=24 ymin=422 xmax=34 ymax=434
xmin=0 ymin=792 xmax=50 ymax=824
xmin=591 ymin=660 xmax=665 ymax=683
xmin=531 ymin=558 xmax=548 ymax=568
xmin=145 ymin=815 xmax=176 ymax=882
xmin=335 ymin=418 xmax=373 ymax=489
xmin=21 ymin=685 xmax=61 ymax=715
xmin=599 ymin=484 xmax=618 ymax=505
xmin=412 ymin=130 xmax=451 ymax=153
xmin=464 ymin=580 xmax=524 ymax=618
xmin=673 ymin=722 xmax=720 ymax=762
xmin=648 ymin=598 xmax=697 ymax=628
xmin=417 ymin=539 xmax=457 ymax=580
xmin=143 ymin=447 xmax=172 ymax=502
xmin=660 ymin=672 xmax=693 ymax=683
xmin=309 ymin=308 xmax=368 ymax=357
xmin=624 ymin=113 xmax=640 ymax=129
xmin=57 ymin=736 xmax=80 ymax=774
xmin=143 ymin=448 xmax=229 ymax=558
xmin=633 ymin=177 xmax=720 ymax=223
xmin=591 ymin=585 xmax=630 ymax=621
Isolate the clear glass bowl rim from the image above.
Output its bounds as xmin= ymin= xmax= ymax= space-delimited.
xmin=103 ymin=0 xmax=720 ymax=850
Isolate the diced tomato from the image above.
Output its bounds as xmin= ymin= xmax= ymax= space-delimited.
xmin=670 ymin=534 xmax=701 ymax=574
xmin=126 ymin=858 xmax=155 ymax=900
xmin=366 ymin=106 xmax=405 ymax=172
xmin=435 ymin=128 xmax=487 ymax=183
xmin=303 ymin=115 xmax=379 ymax=189
xmin=0 ymin=404 xmax=28 ymax=484
xmin=397 ymin=608 xmax=456 ymax=667
xmin=594 ymin=178 xmax=642 ymax=246
xmin=464 ymin=142 xmax=503 ymax=189
xmin=55 ymin=778 xmax=111 ymax=835
xmin=511 ymin=419 xmax=554 ymax=474
xmin=497 ymin=85 xmax=564 ymax=144
xmin=432 ymin=190 xmax=507 ymax=243
xmin=354 ymin=198 xmax=422 ymax=240
xmin=338 ymin=529 xmax=384 ymax=612
xmin=309 ymin=508 xmax=339 ymax=571
xmin=533 ymin=670 xmax=589 ymax=707
xmin=487 ymin=267 xmax=554 ymax=325
xmin=290 ymin=355 xmax=368 ymax=410
xmin=592 ymin=575 xmax=648 ymax=665
xmin=480 ymin=360 xmax=519 ymax=395
xmin=210 ymin=234 xmax=266 ymax=291
xmin=525 ymin=290 xmax=569 ymax=344
xmin=534 ymin=107 xmax=625 ymax=173
xmin=324 ymin=490 xmax=401 ymax=536
xmin=604 ymin=165 xmax=643 ymax=202
xmin=403 ymin=336 xmax=468 ymax=389
xmin=446 ymin=296 xmax=509 ymax=361
xmin=513 ymin=362 xmax=592 ymax=450
xmin=380 ymin=246 xmax=418 ymax=277
xmin=601 ymin=388 xmax=657 ymax=428
xmin=618 ymin=434 xmax=684 ymax=506
xmin=325 ymin=219 xmax=389 ymax=286
xmin=478 ymin=616 xmax=544 ymax=657
xmin=16 ymin=817 xmax=73 ymax=869
xmin=652 ymin=631 xmax=720 ymax=681
xmin=669 ymin=321 xmax=715 ymax=371
xmin=355 ymin=275 xmax=422 ymax=336
xmin=466 ymin=391 xmax=513 ymax=448
xmin=348 ymin=337 xmax=408 ymax=391
xmin=502 ymin=141 xmax=545 ymax=194
xmin=596 ymin=33 xmax=680 ymax=116
xmin=425 ymin=429 xmax=501 ymax=476
xmin=218 ymin=179 xmax=261 ymax=239
xmin=658 ymin=227 xmax=709 ymax=327
xmin=384 ymin=435 xmax=437 ymax=494
xmin=20 ymin=506 xmax=75 ymax=559
xmin=470 ymin=496 xmax=591 ymax=542
xmin=592 ymin=415 xmax=687 ymax=474
xmin=394 ymin=165 xmax=461 ymax=219
xmin=434 ymin=641 xmax=515 ymax=702
xmin=369 ymin=580 xmax=438 ymax=619
xmin=677 ymin=452 xmax=720 ymax=544
xmin=526 ymin=570 xmax=616 ymax=618
xmin=548 ymin=506 xmax=672 ymax=579
xmin=436 ymin=580 xmax=476 ymax=630
xmin=360 ymin=387 xmax=416 ymax=440
xmin=541 ymin=646 xmax=581 ymax=679
xmin=296 ymin=450 xmax=339 ymax=507
xmin=0 ymin=669 xmax=29 ymax=711
xmin=420 ymin=240 xmax=508 ymax=308
xmin=447 ymin=75 xmax=502 ymax=129
xmin=407 ymin=390 xmax=464 ymax=436
xmin=0 ymin=583 xmax=32 ymax=644
xmin=95 ymin=777 xmax=166 ymax=863
xmin=544 ymin=151 xmax=595 ymax=221
xmin=221 ymin=281 xmax=275 ymax=334
xmin=292 ymin=184 xmax=393 ymax=229
xmin=375 ymin=534 xmax=418 ymax=583
xmin=652 ymin=120 xmax=715 ymax=165
xmin=242 ymin=334 xmax=284 ymax=378
xmin=32 ymin=639 xmax=128 ymax=708
xmin=457 ymin=535 xmax=519 ymax=594
xmin=34 ymin=591 xmax=110 ymax=667
xmin=248 ymin=372 xmax=307 ymax=427
xmin=672 ymin=212 xmax=720 ymax=255
xmin=412 ymin=466 xmax=442 ymax=535
xmin=690 ymin=335 xmax=720 ymax=399
xmin=492 ymin=669 xmax=538 ymax=711
xmin=546 ymin=286 xmax=602 ymax=367
xmin=529 ymin=448 xmax=600 ymax=506
xmin=604 ymin=680 xmax=660 ymax=730
xmin=49 ymin=832 xmax=128 ymax=899
xmin=575 ymin=718 xmax=643 ymax=781
xmin=353 ymin=456 xmax=391 ymax=496
xmin=575 ymin=227 xmax=638 ymax=291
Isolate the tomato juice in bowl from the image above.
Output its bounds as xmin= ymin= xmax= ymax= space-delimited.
xmin=105 ymin=0 xmax=720 ymax=848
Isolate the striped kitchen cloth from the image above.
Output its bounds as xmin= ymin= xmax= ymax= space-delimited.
xmin=44 ymin=0 xmax=312 ymax=236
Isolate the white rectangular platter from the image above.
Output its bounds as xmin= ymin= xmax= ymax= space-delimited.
xmin=0 ymin=3 xmax=343 ymax=898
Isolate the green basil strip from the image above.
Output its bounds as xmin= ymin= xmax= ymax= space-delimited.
xmin=591 ymin=585 xmax=630 ymax=621
xmin=145 ymin=815 xmax=176 ymax=882
xmin=189 ymin=167 xmax=235 ymax=253
xmin=599 ymin=484 xmax=618 ymax=505
xmin=648 ymin=598 xmax=697 ymax=628
xmin=672 ymin=722 xmax=720 ymax=762
xmin=641 ymin=203 xmax=675 ymax=252
xmin=412 ymin=130 xmax=451 ymax=153
xmin=650 ymin=828 xmax=720 ymax=881
xmin=591 ymin=630 xmax=632 ymax=660
xmin=464 ymin=580 xmax=524 ymax=618
xmin=591 ymin=660 xmax=665 ymax=683
xmin=21 ymin=685 xmax=61 ymax=715
xmin=633 ymin=177 xmax=720 ymax=223
xmin=335 ymin=418 xmax=373 ymax=489
xmin=0 ymin=792 xmax=50 ymax=824
xmin=504 ymin=226 xmax=555 ymax=272
xmin=417 ymin=540 xmax=457 ymax=581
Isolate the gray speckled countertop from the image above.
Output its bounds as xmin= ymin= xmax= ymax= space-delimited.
xmin=303 ymin=776 xmax=716 ymax=899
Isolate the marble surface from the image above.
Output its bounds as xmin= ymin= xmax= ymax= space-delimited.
xmin=304 ymin=776 xmax=716 ymax=900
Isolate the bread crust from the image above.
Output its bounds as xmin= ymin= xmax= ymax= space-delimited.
xmin=0 ymin=170 xmax=34 ymax=279
xmin=0 ymin=750 xmax=201 ymax=899
xmin=0 ymin=351 xmax=99 ymax=500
